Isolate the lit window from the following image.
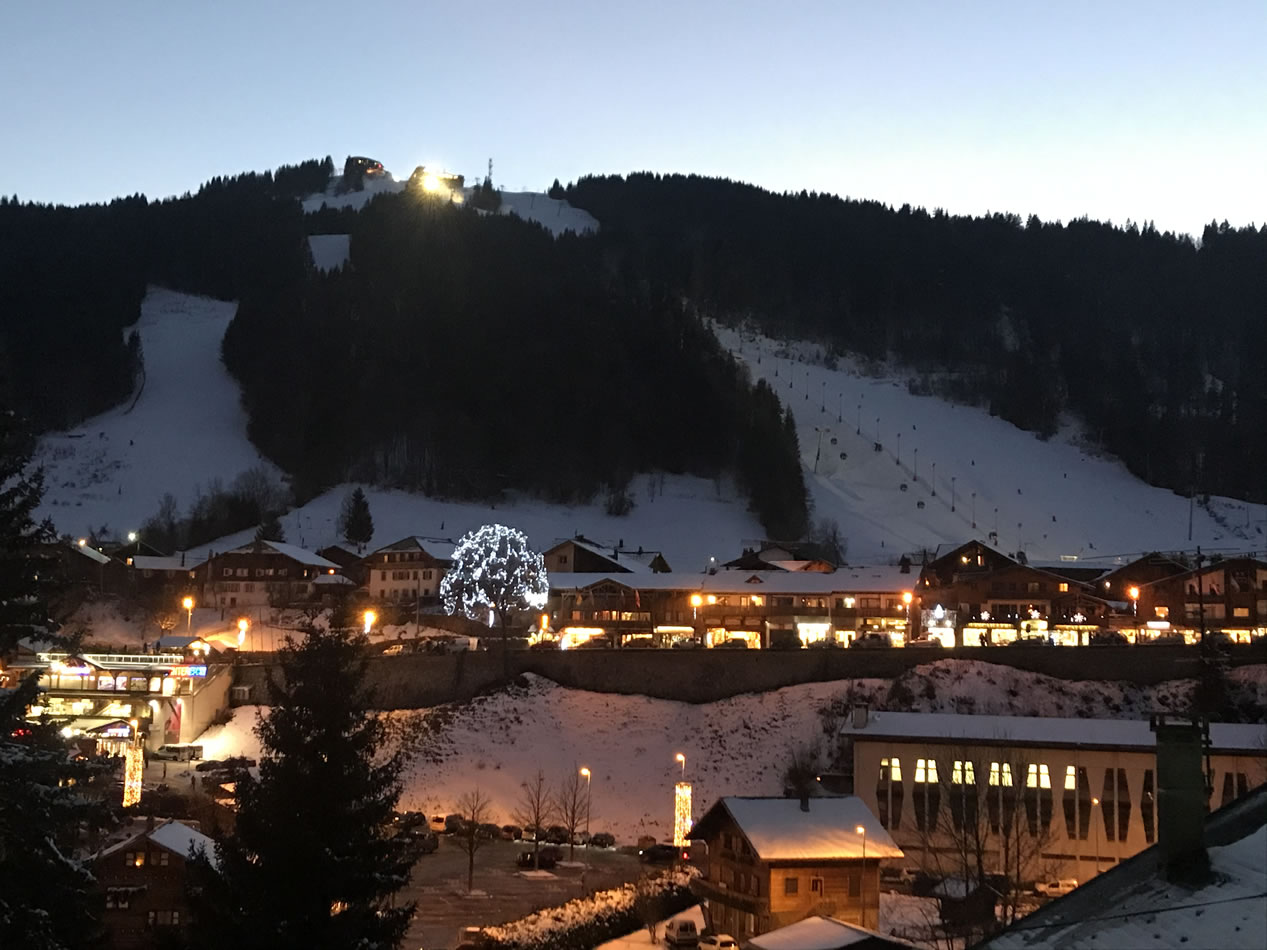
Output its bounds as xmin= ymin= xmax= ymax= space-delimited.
xmin=1058 ymin=583 xmax=1069 ymax=592
xmin=914 ymin=758 xmax=938 ymax=783
xmin=989 ymin=762 xmax=1013 ymax=787
xmin=880 ymin=757 xmax=902 ymax=782
xmin=1026 ymin=764 xmax=1052 ymax=789
xmin=1065 ymin=765 xmax=1077 ymax=791
xmin=952 ymin=761 xmax=975 ymax=784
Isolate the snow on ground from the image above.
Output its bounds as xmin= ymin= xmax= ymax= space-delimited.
xmin=496 ymin=191 xmax=598 ymax=236
xmin=596 ymin=901 xmax=705 ymax=950
xmin=713 ymin=324 xmax=1267 ymax=565
xmin=35 ymin=288 xmax=278 ymax=539
xmin=300 ymin=174 xmax=404 ymax=212
xmin=307 ymin=233 xmax=350 ymax=271
xmin=195 ymin=663 xmax=1264 ymax=847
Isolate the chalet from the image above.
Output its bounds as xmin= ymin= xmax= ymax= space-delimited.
xmin=128 ymin=554 xmax=198 ymax=602
xmin=1135 ymin=555 xmax=1267 ymax=642
xmin=196 ymin=540 xmax=339 ymax=609
xmin=39 ymin=540 xmax=128 ymax=594
xmin=916 ymin=541 xmax=1110 ymax=645
xmin=363 ymin=536 xmax=454 ymax=604
xmin=723 ymin=541 xmax=841 ymax=573
xmin=687 ymin=796 xmax=901 ymax=939
xmin=543 ymin=535 xmax=671 ymax=574
xmin=93 ymin=818 xmax=217 ymax=949
xmin=317 ymin=543 xmax=369 ymax=586
xmin=546 ymin=568 xmax=913 ymax=648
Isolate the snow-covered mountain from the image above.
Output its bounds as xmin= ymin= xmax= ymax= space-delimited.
xmin=32 ymin=170 xmax=1263 ymax=569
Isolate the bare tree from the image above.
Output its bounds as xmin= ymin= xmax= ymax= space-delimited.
xmin=555 ymin=767 xmax=588 ymax=862
xmin=633 ymin=875 xmax=664 ymax=943
xmin=455 ymin=787 xmax=493 ymax=893
xmin=512 ymin=769 xmax=557 ymax=869
xmin=910 ymin=745 xmax=1062 ymax=945
xmin=783 ymin=738 xmax=823 ymax=800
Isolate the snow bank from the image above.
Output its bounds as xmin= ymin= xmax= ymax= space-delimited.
xmin=307 ymin=233 xmax=349 ymax=271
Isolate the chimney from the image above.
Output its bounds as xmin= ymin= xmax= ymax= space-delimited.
xmin=851 ymin=704 xmax=869 ymax=729
xmin=899 ymin=555 xmax=912 ymax=575
xmin=799 ymin=793 xmax=809 ymax=812
xmin=1151 ymin=714 xmax=1211 ymax=883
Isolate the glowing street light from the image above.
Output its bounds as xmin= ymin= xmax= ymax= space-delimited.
xmin=182 ymin=596 xmax=195 ymax=631
xmin=363 ymin=609 xmax=377 ymax=635
xmin=127 ymin=531 xmax=137 ymax=543
xmin=675 ymin=752 xmax=686 ymax=779
xmin=1128 ymin=586 xmax=1140 ymax=618
xmin=856 ymin=824 xmax=867 ymax=904
xmin=580 ymin=767 xmax=592 ymax=837
xmin=237 ymin=618 xmax=249 ymax=648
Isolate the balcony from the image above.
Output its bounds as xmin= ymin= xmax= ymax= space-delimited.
xmin=690 ymin=876 xmax=761 ymax=914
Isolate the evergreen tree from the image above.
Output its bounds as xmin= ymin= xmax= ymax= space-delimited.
xmin=339 ymin=487 xmax=374 ymax=548
xmin=0 ymin=409 xmax=115 ymax=949
xmin=547 ymin=178 xmax=565 ymax=200
xmin=255 ymin=513 xmax=285 ymax=543
xmin=187 ymin=627 xmax=415 ymax=949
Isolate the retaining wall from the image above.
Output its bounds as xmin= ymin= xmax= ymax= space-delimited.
xmin=229 ymin=643 xmax=1267 ymax=710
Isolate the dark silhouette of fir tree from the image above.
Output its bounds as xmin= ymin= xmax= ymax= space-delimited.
xmin=0 ymin=409 xmax=117 ymax=948
xmin=186 ymin=627 xmax=415 ymax=950
xmin=548 ymin=178 xmax=565 ymax=199
xmin=339 ymin=487 xmax=374 ymax=548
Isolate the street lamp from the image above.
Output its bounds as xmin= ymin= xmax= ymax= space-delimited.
xmin=363 ymin=609 xmax=377 ymax=635
xmin=1128 ymin=586 xmax=1140 ymax=619
xmin=675 ymin=752 xmax=686 ymax=779
xmin=580 ymin=767 xmax=592 ymax=837
xmin=856 ymin=824 xmax=867 ymax=910
xmin=902 ymin=591 xmax=913 ymax=637
xmin=237 ymin=618 xmax=249 ymax=648
xmin=182 ymin=596 xmax=194 ymax=632
xmin=1091 ymin=797 xmax=1102 ymax=873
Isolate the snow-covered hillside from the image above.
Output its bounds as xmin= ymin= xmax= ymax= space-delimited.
xmin=35 ymin=288 xmax=277 ymax=538
xmin=714 ymin=324 xmax=1265 ymax=565
xmin=195 ymin=663 xmax=1267 ymax=845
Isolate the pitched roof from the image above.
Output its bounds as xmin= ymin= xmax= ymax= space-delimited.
xmin=368 ymin=536 xmax=456 ymax=561
xmin=838 ymin=710 xmax=1267 ymax=754
xmin=689 ymin=796 xmax=902 ymax=861
xmin=548 ymin=567 xmax=913 ymax=596
xmin=98 ymin=818 xmax=219 ymax=870
xmin=981 ymin=786 xmax=1267 ymax=949
xmin=223 ymin=540 xmax=338 ymax=568
xmin=131 ymin=555 xmax=192 ymax=572
xmin=750 ymin=916 xmax=919 ymax=950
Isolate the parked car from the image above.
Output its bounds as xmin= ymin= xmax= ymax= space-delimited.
xmin=664 ymin=917 xmax=700 ymax=948
xmin=1143 ymin=632 xmax=1186 ymax=646
xmin=517 ymin=846 xmax=563 ymax=870
xmin=639 ymin=843 xmax=679 ymax=864
xmin=500 ymin=824 xmax=523 ymax=840
xmin=403 ymin=830 xmax=439 ymax=854
xmin=576 ymin=636 xmax=611 ymax=649
xmin=623 ymin=637 xmax=656 ymax=649
xmin=444 ymin=814 xmax=468 ymax=835
xmin=715 ymin=638 xmax=748 ymax=649
xmin=905 ymin=638 xmax=943 ymax=648
xmin=476 ymin=822 xmax=501 ymax=840
xmin=528 ymin=639 xmax=560 ymax=651
xmin=1090 ymin=631 xmax=1128 ymax=646
xmin=194 ymin=759 xmax=224 ymax=772
xmin=544 ymin=825 xmax=570 ymax=845
xmin=699 ymin=936 xmax=738 ymax=949
xmin=1008 ymin=636 xmax=1050 ymax=646
xmin=1034 ymin=878 xmax=1079 ymax=897
xmin=671 ymin=638 xmax=703 ymax=649
xmin=589 ymin=831 xmax=616 ymax=849
xmin=851 ymin=633 xmax=892 ymax=649
xmin=392 ymin=811 xmax=427 ymax=831
xmin=429 ymin=815 xmax=447 ymax=833
xmin=154 ymin=743 xmax=203 ymax=762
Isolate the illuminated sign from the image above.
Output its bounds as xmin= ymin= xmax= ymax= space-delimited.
xmin=167 ymin=665 xmax=207 ymax=678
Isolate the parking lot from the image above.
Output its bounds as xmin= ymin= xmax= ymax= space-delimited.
xmin=401 ymin=837 xmax=643 ymax=950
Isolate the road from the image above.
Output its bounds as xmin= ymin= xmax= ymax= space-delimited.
xmin=401 ymin=837 xmax=643 ymax=950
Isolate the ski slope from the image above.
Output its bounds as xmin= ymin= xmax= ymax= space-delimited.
xmin=713 ymin=324 xmax=1264 ymax=566
xmin=35 ymin=288 xmax=278 ymax=539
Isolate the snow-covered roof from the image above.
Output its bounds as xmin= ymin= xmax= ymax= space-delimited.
xmin=750 ymin=915 xmax=919 ymax=950
xmin=839 ymin=710 xmax=1267 ymax=754
xmin=98 ymin=819 xmax=218 ymax=870
xmin=691 ymin=796 xmax=902 ymax=861
xmin=548 ymin=568 xmax=913 ymax=596
xmin=223 ymin=540 xmax=338 ymax=569
xmin=982 ymin=788 xmax=1267 ymax=949
xmin=73 ymin=544 xmax=112 ymax=565
xmin=368 ymin=536 xmax=456 ymax=561
xmin=132 ymin=555 xmax=193 ymax=572
xmin=312 ymin=573 xmax=356 ymax=586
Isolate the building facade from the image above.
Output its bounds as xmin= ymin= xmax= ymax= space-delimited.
xmin=688 ymin=796 xmax=902 ymax=939
xmin=196 ymin=540 xmax=339 ymax=610
xmin=363 ymin=536 xmax=454 ymax=604
xmin=839 ymin=709 xmax=1267 ymax=885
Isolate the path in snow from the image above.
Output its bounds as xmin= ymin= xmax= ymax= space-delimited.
xmin=35 ymin=288 xmax=277 ymax=538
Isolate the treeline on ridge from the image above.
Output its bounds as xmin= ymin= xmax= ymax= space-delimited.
xmin=0 ymin=157 xmax=331 ymax=430
xmin=564 ymin=173 xmax=1267 ymax=502
xmin=222 ymin=195 xmax=810 ymax=538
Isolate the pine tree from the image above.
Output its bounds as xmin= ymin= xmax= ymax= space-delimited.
xmin=547 ymin=178 xmax=565 ymax=200
xmin=0 ymin=409 xmax=115 ymax=949
xmin=339 ymin=487 xmax=374 ymax=548
xmin=187 ymin=627 xmax=415 ymax=949
xmin=255 ymin=513 xmax=284 ymax=543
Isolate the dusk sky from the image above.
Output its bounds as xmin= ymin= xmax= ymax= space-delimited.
xmin=3 ymin=0 xmax=1264 ymax=237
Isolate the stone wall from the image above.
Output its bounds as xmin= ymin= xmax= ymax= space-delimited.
xmin=229 ymin=643 xmax=1266 ymax=710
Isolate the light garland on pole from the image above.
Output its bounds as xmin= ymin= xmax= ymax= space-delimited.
xmin=673 ymin=782 xmax=693 ymax=848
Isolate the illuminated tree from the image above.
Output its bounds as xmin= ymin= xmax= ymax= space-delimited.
xmin=441 ymin=524 xmax=548 ymax=676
